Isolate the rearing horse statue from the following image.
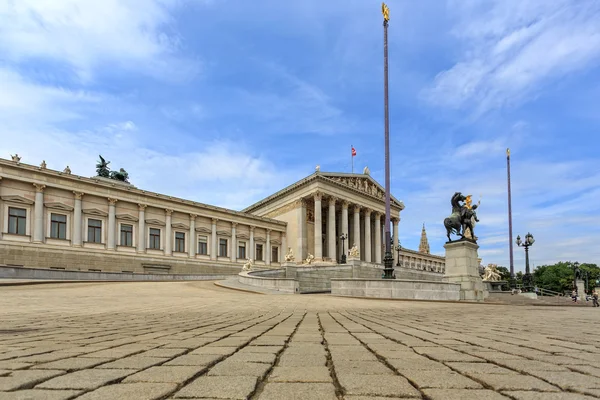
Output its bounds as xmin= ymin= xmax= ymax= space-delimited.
xmin=444 ymin=192 xmax=476 ymax=242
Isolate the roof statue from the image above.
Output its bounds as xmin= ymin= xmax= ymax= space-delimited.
xmin=110 ymin=168 xmax=130 ymax=183
xmin=40 ymin=160 xmax=47 ymax=169
xmin=443 ymin=192 xmax=480 ymax=243
xmin=63 ymin=166 xmax=71 ymax=174
xmin=363 ymin=166 xmax=370 ymax=175
xmin=11 ymin=154 xmax=21 ymax=163
xmin=96 ymin=155 xmax=130 ymax=183
xmin=315 ymin=165 xmax=320 ymax=172
xmin=418 ymin=224 xmax=430 ymax=254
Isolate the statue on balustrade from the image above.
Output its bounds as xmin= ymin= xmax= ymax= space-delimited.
xmin=304 ymin=254 xmax=315 ymax=265
xmin=349 ymin=244 xmax=360 ymax=258
xmin=242 ymin=258 xmax=254 ymax=271
xmin=482 ymin=264 xmax=501 ymax=281
xmin=284 ymin=247 xmax=294 ymax=262
xmin=443 ymin=192 xmax=480 ymax=243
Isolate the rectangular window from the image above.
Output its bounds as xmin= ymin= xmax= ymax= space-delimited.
xmin=219 ymin=238 xmax=228 ymax=257
xmin=238 ymin=241 xmax=246 ymax=259
xmin=149 ymin=228 xmax=161 ymax=249
xmin=175 ymin=232 xmax=185 ymax=252
xmin=50 ymin=213 xmax=67 ymax=239
xmin=272 ymin=246 xmax=279 ymax=263
xmin=198 ymin=235 xmax=208 ymax=255
xmin=120 ymin=224 xmax=133 ymax=247
xmin=8 ymin=207 xmax=27 ymax=235
xmin=256 ymin=244 xmax=263 ymax=261
xmin=87 ymin=219 xmax=102 ymax=243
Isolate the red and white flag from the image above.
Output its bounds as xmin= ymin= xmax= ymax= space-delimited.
xmin=351 ymin=146 xmax=357 ymax=157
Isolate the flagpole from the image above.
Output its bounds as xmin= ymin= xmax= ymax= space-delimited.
xmin=351 ymin=145 xmax=354 ymax=173
xmin=507 ymin=148 xmax=515 ymax=280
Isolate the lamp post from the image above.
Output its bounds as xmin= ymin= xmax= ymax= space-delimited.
xmin=340 ymin=233 xmax=348 ymax=264
xmin=395 ymin=244 xmax=401 ymax=266
xmin=516 ymin=232 xmax=535 ymax=292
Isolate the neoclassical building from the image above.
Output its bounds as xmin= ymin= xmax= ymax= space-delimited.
xmin=0 ymin=158 xmax=444 ymax=274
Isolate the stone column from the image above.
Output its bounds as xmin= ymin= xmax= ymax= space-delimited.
xmin=364 ymin=209 xmax=372 ymax=262
xmin=392 ymin=217 xmax=399 ymax=266
xmin=266 ymin=229 xmax=271 ymax=266
xmin=374 ymin=212 xmax=382 ymax=264
xmin=341 ymin=201 xmax=349 ymax=258
xmin=328 ymin=197 xmax=336 ymax=261
xmin=165 ymin=209 xmax=173 ymax=256
xmin=353 ymin=205 xmax=361 ymax=255
xmin=296 ymin=199 xmax=306 ymax=262
xmin=138 ymin=204 xmax=147 ymax=252
xmin=72 ymin=192 xmax=84 ymax=247
xmin=231 ymin=223 xmax=237 ymax=263
xmin=249 ymin=226 xmax=255 ymax=260
xmin=211 ymin=218 xmax=218 ymax=260
xmin=281 ymin=232 xmax=287 ymax=263
xmin=313 ymin=192 xmax=322 ymax=260
xmin=107 ymin=198 xmax=117 ymax=250
xmin=32 ymin=184 xmax=46 ymax=243
xmin=189 ymin=214 xmax=196 ymax=257
xmin=0 ymin=177 xmax=2 ymax=240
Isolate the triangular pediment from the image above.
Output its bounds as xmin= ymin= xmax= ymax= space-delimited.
xmin=82 ymin=208 xmax=108 ymax=217
xmin=196 ymin=226 xmax=212 ymax=233
xmin=116 ymin=213 xmax=138 ymax=222
xmin=236 ymin=233 xmax=250 ymax=240
xmin=1 ymin=195 xmax=34 ymax=205
xmin=145 ymin=218 xmax=166 ymax=226
xmin=44 ymin=202 xmax=74 ymax=211
xmin=217 ymin=230 xmax=231 ymax=237
xmin=320 ymin=173 xmax=404 ymax=209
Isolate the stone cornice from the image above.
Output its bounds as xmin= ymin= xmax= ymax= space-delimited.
xmin=0 ymin=158 xmax=286 ymax=228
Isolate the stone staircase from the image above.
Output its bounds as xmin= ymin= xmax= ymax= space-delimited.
xmin=485 ymin=292 xmax=592 ymax=307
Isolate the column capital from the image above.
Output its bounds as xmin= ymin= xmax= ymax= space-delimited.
xmin=294 ymin=199 xmax=306 ymax=207
xmin=33 ymin=183 xmax=46 ymax=192
xmin=211 ymin=218 xmax=218 ymax=224
xmin=391 ymin=217 xmax=399 ymax=223
xmin=341 ymin=200 xmax=349 ymax=209
xmin=73 ymin=191 xmax=85 ymax=200
xmin=353 ymin=205 xmax=361 ymax=213
xmin=249 ymin=225 xmax=255 ymax=232
xmin=267 ymin=229 xmax=272 ymax=234
xmin=231 ymin=222 xmax=238 ymax=228
xmin=313 ymin=191 xmax=323 ymax=201
xmin=138 ymin=203 xmax=147 ymax=211
xmin=374 ymin=211 xmax=382 ymax=218
xmin=281 ymin=231 xmax=286 ymax=238
xmin=364 ymin=208 xmax=372 ymax=216
xmin=165 ymin=209 xmax=173 ymax=216
xmin=328 ymin=196 xmax=337 ymax=206
xmin=108 ymin=198 xmax=118 ymax=206
xmin=190 ymin=213 xmax=197 ymax=220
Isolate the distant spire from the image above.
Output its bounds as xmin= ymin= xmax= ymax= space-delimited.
xmin=419 ymin=223 xmax=430 ymax=254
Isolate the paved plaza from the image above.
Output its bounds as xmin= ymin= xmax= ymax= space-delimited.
xmin=0 ymin=281 xmax=599 ymax=400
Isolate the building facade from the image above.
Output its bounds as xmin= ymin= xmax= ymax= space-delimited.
xmin=0 ymin=158 xmax=444 ymax=274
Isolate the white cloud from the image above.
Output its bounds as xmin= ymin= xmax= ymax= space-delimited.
xmin=0 ymin=0 xmax=200 ymax=81
xmin=422 ymin=0 xmax=600 ymax=113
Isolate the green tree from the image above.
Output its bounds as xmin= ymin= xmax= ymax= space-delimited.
xmin=533 ymin=261 xmax=600 ymax=294
xmin=496 ymin=266 xmax=511 ymax=281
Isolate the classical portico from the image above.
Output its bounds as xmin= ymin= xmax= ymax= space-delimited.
xmin=243 ymin=169 xmax=404 ymax=265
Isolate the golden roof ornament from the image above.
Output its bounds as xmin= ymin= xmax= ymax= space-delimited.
xmin=382 ymin=2 xmax=390 ymax=21
xmin=507 ymin=148 xmax=510 ymax=156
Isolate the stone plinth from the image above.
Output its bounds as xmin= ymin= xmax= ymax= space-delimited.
xmin=444 ymin=240 xmax=488 ymax=302
xmin=484 ymin=280 xmax=507 ymax=292
xmin=576 ymin=279 xmax=586 ymax=299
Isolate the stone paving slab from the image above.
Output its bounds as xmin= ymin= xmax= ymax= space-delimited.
xmin=1 ymin=281 xmax=599 ymax=399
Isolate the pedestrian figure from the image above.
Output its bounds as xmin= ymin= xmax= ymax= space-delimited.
xmin=571 ymin=289 xmax=578 ymax=303
xmin=593 ymin=290 xmax=599 ymax=308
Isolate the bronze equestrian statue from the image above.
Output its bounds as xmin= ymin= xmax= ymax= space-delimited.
xmin=444 ymin=192 xmax=479 ymax=242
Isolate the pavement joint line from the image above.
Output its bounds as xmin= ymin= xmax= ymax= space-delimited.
xmin=159 ymin=310 xmax=295 ymax=400
xmin=343 ymin=311 xmax=577 ymax=396
xmin=317 ymin=312 xmax=346 ymax=400
xmin=328 ymin=311 xmax=427 ymax=399
xmin=248 ymin=311 xmax=307 ymax=399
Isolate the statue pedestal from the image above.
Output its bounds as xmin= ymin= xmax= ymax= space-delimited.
xmin=444 ymin=240 xmax=487 ymax=302
xmin=484 ymin=280 xmax=507 ymax=292
xmin=576 ymin=279 xmax=586 ymax=299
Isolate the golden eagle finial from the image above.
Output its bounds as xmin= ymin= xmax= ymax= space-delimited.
xmin=507 ymin=148 xmax=510 ymax=156
xmin=382 ymin=2 xmax=390 ymax=21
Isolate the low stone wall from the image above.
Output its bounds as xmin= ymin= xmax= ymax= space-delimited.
xmin=395 ymin=267 xmax=444 ymax=282
xmin=238 ymin=270 xmax=298 ymax=293
xmin=0 ymin=243 xmax=242 ymax=275
xmin=331 ymin=279 xmax=461 ymax=301
xmin=0 ymin=265 xmax=229 ymax=282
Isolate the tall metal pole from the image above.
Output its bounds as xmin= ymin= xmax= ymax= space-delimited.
xmin=382 ymin=3 xmax=394 ymax=279
xmin=507 ymin=148 xmax=515 ymax=278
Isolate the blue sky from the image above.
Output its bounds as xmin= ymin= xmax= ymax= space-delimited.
xmin=1 ymin=0 xmax=599 ymax=270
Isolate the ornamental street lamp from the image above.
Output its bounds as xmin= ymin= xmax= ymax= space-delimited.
xmin=516 ymin=232 xmax=535 ymax=292
xmin=340 ymin=233 xmax=348 ymax=264
xmin=395 ymin=244 xmax=402 ymax=267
